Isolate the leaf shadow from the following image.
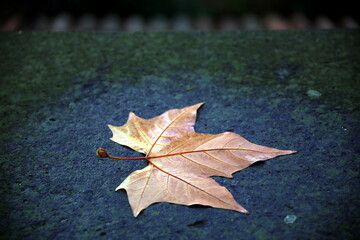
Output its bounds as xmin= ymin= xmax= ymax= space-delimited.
xmin=250 ymin=161 xmax=266 ymax=168
xmin=187 ymin=219 xmax=207 ymax=227
xmin=188 ymin=204 xmax=212 ymax=210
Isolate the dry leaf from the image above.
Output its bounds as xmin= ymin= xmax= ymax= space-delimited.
xmin=97 ymin=103 xmax=296 ymax=217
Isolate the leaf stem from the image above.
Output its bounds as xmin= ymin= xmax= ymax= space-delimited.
xmin=96 ymin=148 xmax=149 ymax=160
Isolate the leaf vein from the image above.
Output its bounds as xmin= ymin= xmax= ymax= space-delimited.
xmin=138 ymin=127 xmax=152 ymax=146
xmin=180 ymin=154 xmax=229 ymax=176
xmin=204 ymin=151 xmax=239 ymax=167
xmin=122 ymin=176 xmax=150 ymax=187
xmin=136 ymin=165 xmax=154 ymax=212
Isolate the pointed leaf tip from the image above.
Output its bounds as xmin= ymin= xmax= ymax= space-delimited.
xmin=182 ymin=102 xmax=205 ymax=112
xmin=194 ymin=102 xmax=205 ymax=109
xmin=128 ymin=112 xmax=136 ymax=119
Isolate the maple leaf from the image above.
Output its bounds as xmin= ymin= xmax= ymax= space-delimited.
xmin=97 ymin=103 xmax=296 ymax=217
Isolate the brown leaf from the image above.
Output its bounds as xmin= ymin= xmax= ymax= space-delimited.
xmin=98 ymin=103 xmax=296 ymax=217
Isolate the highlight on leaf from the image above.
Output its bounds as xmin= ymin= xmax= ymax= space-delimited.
xmin=97 ymin=102 xmax=296 ymax=217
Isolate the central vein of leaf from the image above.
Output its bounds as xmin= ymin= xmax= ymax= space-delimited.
xmin=97 ymin=147 xmax=260 ymax=161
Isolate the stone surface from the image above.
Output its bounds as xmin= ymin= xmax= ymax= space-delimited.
xmin=0 ymin=30 xmax=359 ymax=239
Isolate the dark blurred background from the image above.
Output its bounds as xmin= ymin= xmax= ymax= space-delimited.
xmin=1 ymin=0 xmax=359 ymax=30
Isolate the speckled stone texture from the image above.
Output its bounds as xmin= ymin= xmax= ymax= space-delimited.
xmin=0 ymin=30 xmax=359 ymax=240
